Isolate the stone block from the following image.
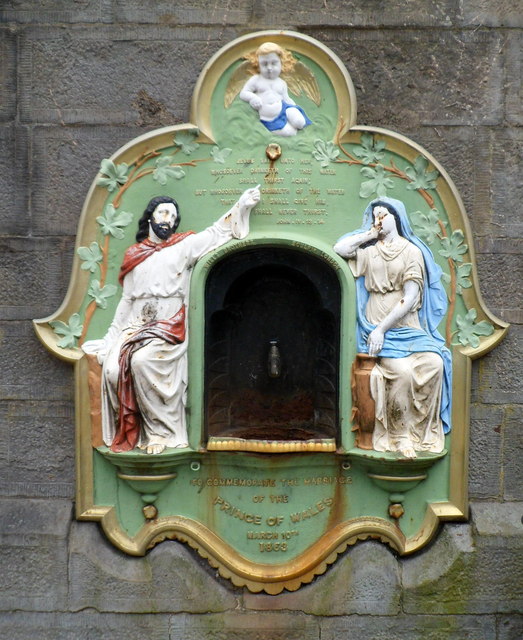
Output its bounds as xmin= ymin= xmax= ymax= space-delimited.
xmin=400 ymin=125 xmax=492 ymax=241
xmin=505 ymin=32 xmax=522 ymax=125
xmin=471 ymin=501 xmax=523 ymax=538
xmin=0 ymin=498 xmax=71 ymax=611
xmin=257 ymin=1 xmax=460 ymax=27
xmin=498 ymin=615 xmax=523 ymax=640
xmin=0 ymin=0 xmax=110 ymax=24
xmin=0 ymin=321 xmax=74 ymax=402
xmin=68 ymin=521 xmax=237 ymax=613
xmin=0 ymin=237 xmax=76 ymax=319
xmin=475 ymin=252 xmax=523 ymax=325
xmin=243 ymin=541 xmax=400 ymax=615
xmin=490 ymin=128 xmax=523 ymax=237
xmin=31 ymin=125 xmax=145 ymax=237
xmin=403 ymin=520 xmax=523 ymax=613
xmin=169 ymin=612 xmax=319 ymax=640
xmin=469 ymin=404 xmax=503 ymax=499
xmin=0 ymin=29 xmax=16 ymax=122
xmin=0 ymin=126 xmax=30 ymax=235
xmin=503 ymin=405 xmax=523 ymax=501
xmin=321 ymin=614 xmax=497 ymax=640
xmin=114 ymin=0 xmax=252 ymax=25
xmin=0 ymin=400 xmax=75 ymax=497
xmin=18 ymin=25 xmax=236 ymax=125
xmin=477 ymin=324 xmax=522 ymax=405
xmin=304 ymin=28 xmax=504 ymax=130
xmin=462 ymin=1 xmax=523 ymax=27
xmin=0 ymin=612 xmax=170 ymax=640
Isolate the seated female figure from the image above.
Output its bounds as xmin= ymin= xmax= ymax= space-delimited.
xmin=334 ymin=198 xmax=451 ymax=458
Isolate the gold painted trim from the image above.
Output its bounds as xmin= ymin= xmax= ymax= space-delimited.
xmin=207 ymin=437 xmax=336 ymax=453
xmin=32 ymin=30 xmax=506 ymax=592
xmin=368 ymin=473 xmax=427 ymax=482
xmin=95 ymin=510 xmax=404 ymax=593
xmin=117 ymin=473 xmax=177 ymax=482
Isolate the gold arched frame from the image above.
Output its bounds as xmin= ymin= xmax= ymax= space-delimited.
xmin=33 ymin=30 xmax=508 ymax=594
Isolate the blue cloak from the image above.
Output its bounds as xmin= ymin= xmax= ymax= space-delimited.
xmin=336 ymin=197 xmax=452 ymax=434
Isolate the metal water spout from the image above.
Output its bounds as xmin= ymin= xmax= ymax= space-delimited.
xmin=267 ymin=340 xmax=281 ymax=378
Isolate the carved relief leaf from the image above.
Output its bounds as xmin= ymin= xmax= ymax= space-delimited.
xmin=88 ymin=281 xmax=118 ymax=310
xmin=96 ymin=204 xmax=134 ymax=239
xmin=173 ymin=129 xmax=200 ymax=155
xmin=49 ymin=313 xmax=83 ymax=349
xmin=411 ymin=208 xmax=446 ymax=245
xmin=211 ymin=146 xmax=232 ymax=164
xmin=438 ymin=229 xmax=468 ymax=263
xmin=359 ymin=165 xmax=395 ymax=198
xmin=352 ymin=133 xmax=386 ymax=164
xmin=312 ymin=139 xmax=340 ymax=167
xmin=442 ymin=262 xmax=473 ymax=294
xmin=152 ymin=157 xmax=186 ymax=185
xmin=405 ymin=155 xmax=439 ymax=191
xmin=453 ymin=308 xmax=495 ymax=348
xmin=77 ymin=242 xmax=103 ymax=273
xmin=97 ymin=159 xmax=129 ymax=192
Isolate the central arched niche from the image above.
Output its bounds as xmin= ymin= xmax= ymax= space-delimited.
xmin=204 ymin=247 xmax=341 ymax=443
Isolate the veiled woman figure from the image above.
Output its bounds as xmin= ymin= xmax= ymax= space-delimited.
xmin=334 ymin=198 xmax=451 ymax=458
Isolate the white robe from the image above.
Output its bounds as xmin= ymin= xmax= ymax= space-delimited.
xmin=350 ymin=239 xmax=445 ymax=454
xmin=87 ymin=206 xmax=248 ymax=450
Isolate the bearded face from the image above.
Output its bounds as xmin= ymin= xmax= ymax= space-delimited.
xmin=150 ymin=202 xmax=179 ymax=241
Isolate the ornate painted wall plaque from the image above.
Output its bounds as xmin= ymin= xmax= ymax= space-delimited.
xmin=34 ymin=31 xmax=508 ymax=593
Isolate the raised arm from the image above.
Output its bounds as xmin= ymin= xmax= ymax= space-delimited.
xmin=333 ymin=227 xmax=379 ymax=259
xmin=182 ymin=186 xmax=261 ymax=266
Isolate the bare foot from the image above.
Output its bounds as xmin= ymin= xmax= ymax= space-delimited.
xmin=146 ymin=443 xmax=166 ymax=455
xmin=400 ymin=446 xmax=417 ymax=459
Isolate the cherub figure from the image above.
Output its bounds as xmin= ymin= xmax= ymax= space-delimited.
xmin=225 ymin=42 xmax=320 ymax=137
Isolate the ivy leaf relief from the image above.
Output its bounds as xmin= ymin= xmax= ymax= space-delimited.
xmin=411 ymin=209 xmax=446 ymax=245
xmin=405 ymin=156 xmax=439 ymax=191
xmin=97 ymin=159 xmax=129 ymax=192
xmin=211 ymin=146 xmax=232 ymax=164
xmin=352 ymin=132 xmax=386 ymax=164
xmin=443 ymin=263 xmax=473 ymax=294
xmin=88 ymin=280 xmax=118 ymax=309
xmin=312 ymin=139 xmax=340 ymax=167
xmin=49 ymin=313 xmax=83 ymax=349
xmin=359 ymin=165 xmax=395 ymax=198
xmin=77 ymin=242 xmax=103 ymax=273
xmin=152 ymin=157 xmax=185 ymax=185
xmin=439 ymin=229 xmax=468 ymax=263
xmin=96 ymin=204 xmax=134 ymax=239
xmin=173 ymin=129 xmax=200 ymax=155
xmin=453 ymin=308 xmax=494 ymax=348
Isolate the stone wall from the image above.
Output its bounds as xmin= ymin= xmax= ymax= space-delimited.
xmin=0 ymin=2 xmax=521 ymax=638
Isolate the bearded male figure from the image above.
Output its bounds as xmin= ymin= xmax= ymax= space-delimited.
xmin=82 ymin=188 xmax=260 ymax=454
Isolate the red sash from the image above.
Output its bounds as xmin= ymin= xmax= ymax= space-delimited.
xmin=110 ymin=306 xmax=187 ymax=453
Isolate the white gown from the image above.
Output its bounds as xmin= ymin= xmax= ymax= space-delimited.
xmin=350 ymin=238 xmax=445 ymax=454
xmin=85 ymin=205 xmax=248 ymax=451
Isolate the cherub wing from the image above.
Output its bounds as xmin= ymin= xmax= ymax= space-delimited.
xmin=224 ymin=61 xmax=252 ymax=108
xmin=283 ymin=61 xmax=321 ymax=106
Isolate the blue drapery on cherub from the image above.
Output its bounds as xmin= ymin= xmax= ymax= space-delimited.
xmin=337 ymin=197 xmax=452 ymax=434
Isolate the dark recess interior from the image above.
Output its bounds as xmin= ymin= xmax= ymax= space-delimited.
xmin=205 ymin=247 xmax=341 ymax=442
